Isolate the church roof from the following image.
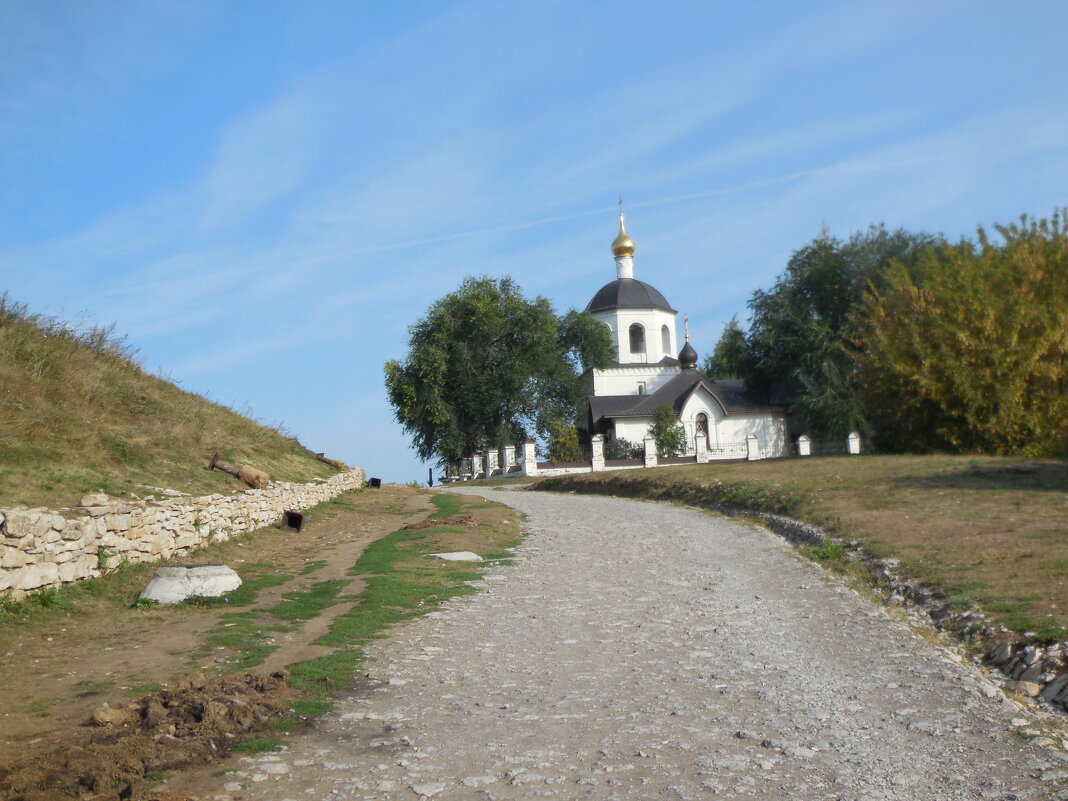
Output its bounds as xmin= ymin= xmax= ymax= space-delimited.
xmin=588 ymin=371 xmax=783 ymax=428
xmin=585 ymin=277 xmax=675 ymax=313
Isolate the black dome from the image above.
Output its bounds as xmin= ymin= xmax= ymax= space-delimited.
xmin=679 ymin=340 xmax=698 ymax=369
xmin=585 ymin=278 xmax=675 ymax=313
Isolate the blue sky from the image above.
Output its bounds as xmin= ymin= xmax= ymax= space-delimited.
xmin=2 ymin=1 xmax=1067 ymax=484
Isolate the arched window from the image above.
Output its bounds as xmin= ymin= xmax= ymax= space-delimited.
xmin=628 ymin=323 xmax=646 ymax=357
xmin=661 ymin=325 xmax=671 ymax=357
xmin=695 ymin=413 xmax=710 ymax=450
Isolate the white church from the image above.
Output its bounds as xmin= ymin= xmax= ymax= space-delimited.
xmin=581 ymin=211 xmax=788 ymax=459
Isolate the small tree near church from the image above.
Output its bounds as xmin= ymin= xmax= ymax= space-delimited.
xmin=649 ymin=403 xmax=686 ymax=457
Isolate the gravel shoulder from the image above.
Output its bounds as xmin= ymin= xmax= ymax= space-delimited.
xmin=172 ymin=488 xmax=1068 ymax=801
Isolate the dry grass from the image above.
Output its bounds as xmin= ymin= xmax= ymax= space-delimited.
xmin=532 ymin=455 xmax=1068 ymax=638
xmin=0 ymin=296 xmax=337 ymax=508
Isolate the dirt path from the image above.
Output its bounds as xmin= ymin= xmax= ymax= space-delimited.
xmin=162 ymin=487 xmax=1068 ymax=801
xmin=0 ymin=485 xmax=432 ymax=755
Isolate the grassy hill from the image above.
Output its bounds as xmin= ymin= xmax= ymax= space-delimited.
xmin=0 ymin=294 xmax=340 ymax=509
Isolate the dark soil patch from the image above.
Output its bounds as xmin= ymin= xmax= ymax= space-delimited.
xmin=0 ymin=671 xmax=290 ymax=801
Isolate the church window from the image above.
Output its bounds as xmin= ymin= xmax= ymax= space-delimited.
xmin=636 ymin=382 xmax=646 ymax=395
xmin=661 ymin=325 xmax=670 ymax=356
xmin=628 ymin=323 xmax=646 ymax=357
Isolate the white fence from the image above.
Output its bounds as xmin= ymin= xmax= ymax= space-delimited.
xmin=444 ymin=432 xmax=861 ymax=481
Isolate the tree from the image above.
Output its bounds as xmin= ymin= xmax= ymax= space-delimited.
xmin=712 ymin=225 xmax=932 ymax=436
xmin=546 ymin=418 xmax=583 ymax=462
xmin=649 ymin=403 xmax=686 ymax=457
xmin=854 ymin=210 xmax=1068 ymax=455
xmin=384 ymin=276 xmax=613 ymax=467
xmin=702 ymin=316 xmax=749 ymax=378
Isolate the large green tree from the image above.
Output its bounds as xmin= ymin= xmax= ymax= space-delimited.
xmin=706 ymin=225 xmax=932 ymax=436
xmin=384 ymin=276 xmax=613 ymax=466
xmin=854 ymin=211 xmax=1068 ymax=455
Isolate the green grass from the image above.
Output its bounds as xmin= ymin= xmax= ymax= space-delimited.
xmin=193 ymin=611 xmax=287 ymax=672
xmin=232 ymin=737 xmax=285 ymax=754
xmin=299 ymin=560 xmax=328 ymax=575
xmin=802 ymin=542 xmax=846 ymax=562
xmin=429 ymin=493 xmax=462 ymax=517
xmin=129 ymin=683 xmax=165 ymax=695
xmin=270 ymin=580 xmax=347 ymax=623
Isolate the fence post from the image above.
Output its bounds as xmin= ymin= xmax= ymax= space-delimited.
xmin=521 ymin=438 xmax=539 ymax=477
xmin=643 ymin=435 xmax=658 ymax=468
xmin=847 ymin=432 xmax=861 ymax=455
xmin=470 ymin=453 xmax=482 ymax=479
xmin=797 ymin=434 xmax=811 ymax=457
xmin=695 ymin=433 xmax=709 ymax=464
xmin=746 ymin=434 xmax=761 ymax=461
xmin=485 ymin=448 xmax=498 ymax=478
xmin=591 ymin=434 xmax=605 ymax=472
xmin=502 ymin=444 xmax=516 ymax=474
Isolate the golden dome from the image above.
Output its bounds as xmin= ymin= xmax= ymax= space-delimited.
xmin=611 ymin=212 xmax=635 ymax=258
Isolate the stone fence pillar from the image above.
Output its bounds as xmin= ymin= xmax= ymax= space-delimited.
xmin=746 ymin=434 xmax=761 ymax=461
xmin=847 ymin=432 xmax=861 ymax=455
xmin=521 ymin=439 xmax=538 ymax=477
xmin=591 ymin=434 xmax=605 ymax=472
xmin=485 ymin=448 xmax=498 ymax=478
xmin=695 ymin=434 xmax=709 ymax=464
xmin=643 ymin=435 xmax=657 ymax=468
xmin=503 ymin=444 xmax=516 ymax=474
xmin=797 ymin=435 xmax=811 ymax=457
xmin=469 ymin=454 xmax=480 ymax=480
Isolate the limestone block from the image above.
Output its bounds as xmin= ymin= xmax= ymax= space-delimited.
xmin=51 ymin=515 xmax=67 ymax=532
xmin=61 ymin=520 xmax=85 ymax=541
xmin=84 ymin=506 xmax=108 ymax=518
xmin=57 ymin=560 xmax=84 ymax=582
xmin=105 ymin=513 xmax=132 ymax=531
xmin=4 ymin=510 xmax=36 ymax=536
xmin=0 ymin=572 xmax=11 ymax=592
xmin=0 ymin=546 xmax=30 ymax=569
xmin=80 ymin=493 xmax=109 ymax=507
xmin=12 ymin=561 xmax=60 ymax=591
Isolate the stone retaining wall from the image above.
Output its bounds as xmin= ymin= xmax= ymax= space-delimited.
xmin=0 ymin=468 xmax=365 ymax=597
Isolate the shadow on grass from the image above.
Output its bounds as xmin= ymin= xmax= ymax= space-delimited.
xmin=893 ymin=459 xmax=1068 ymax=493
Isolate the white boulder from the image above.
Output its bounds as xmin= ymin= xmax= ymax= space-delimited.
xmin=140 ymin=564 xmax=242 ymax=604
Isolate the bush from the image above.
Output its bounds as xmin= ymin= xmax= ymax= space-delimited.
xmin=603 ymin=437 xmax=643 ymax=460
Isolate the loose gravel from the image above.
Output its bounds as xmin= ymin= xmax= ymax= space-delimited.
xmin=208 ymin=488 xmax=1068 ymax=800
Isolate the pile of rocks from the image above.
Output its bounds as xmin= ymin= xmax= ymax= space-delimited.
xmin=0 ymin=468 xmax=365 ymax=597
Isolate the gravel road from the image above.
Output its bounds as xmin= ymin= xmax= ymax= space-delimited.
xmin=212 ymin=488 xmax=1068 ymax=801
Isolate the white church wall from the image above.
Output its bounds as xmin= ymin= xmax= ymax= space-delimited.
xmin=592 ymin=307 xmax=678 ymax=365
xmin=592 ymin=365 xmax=680 ymax=396
xmin=718 ymin=414 xmax=788 ymax=458
xmin=613 ymin=417 xmax=654 ymax=444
